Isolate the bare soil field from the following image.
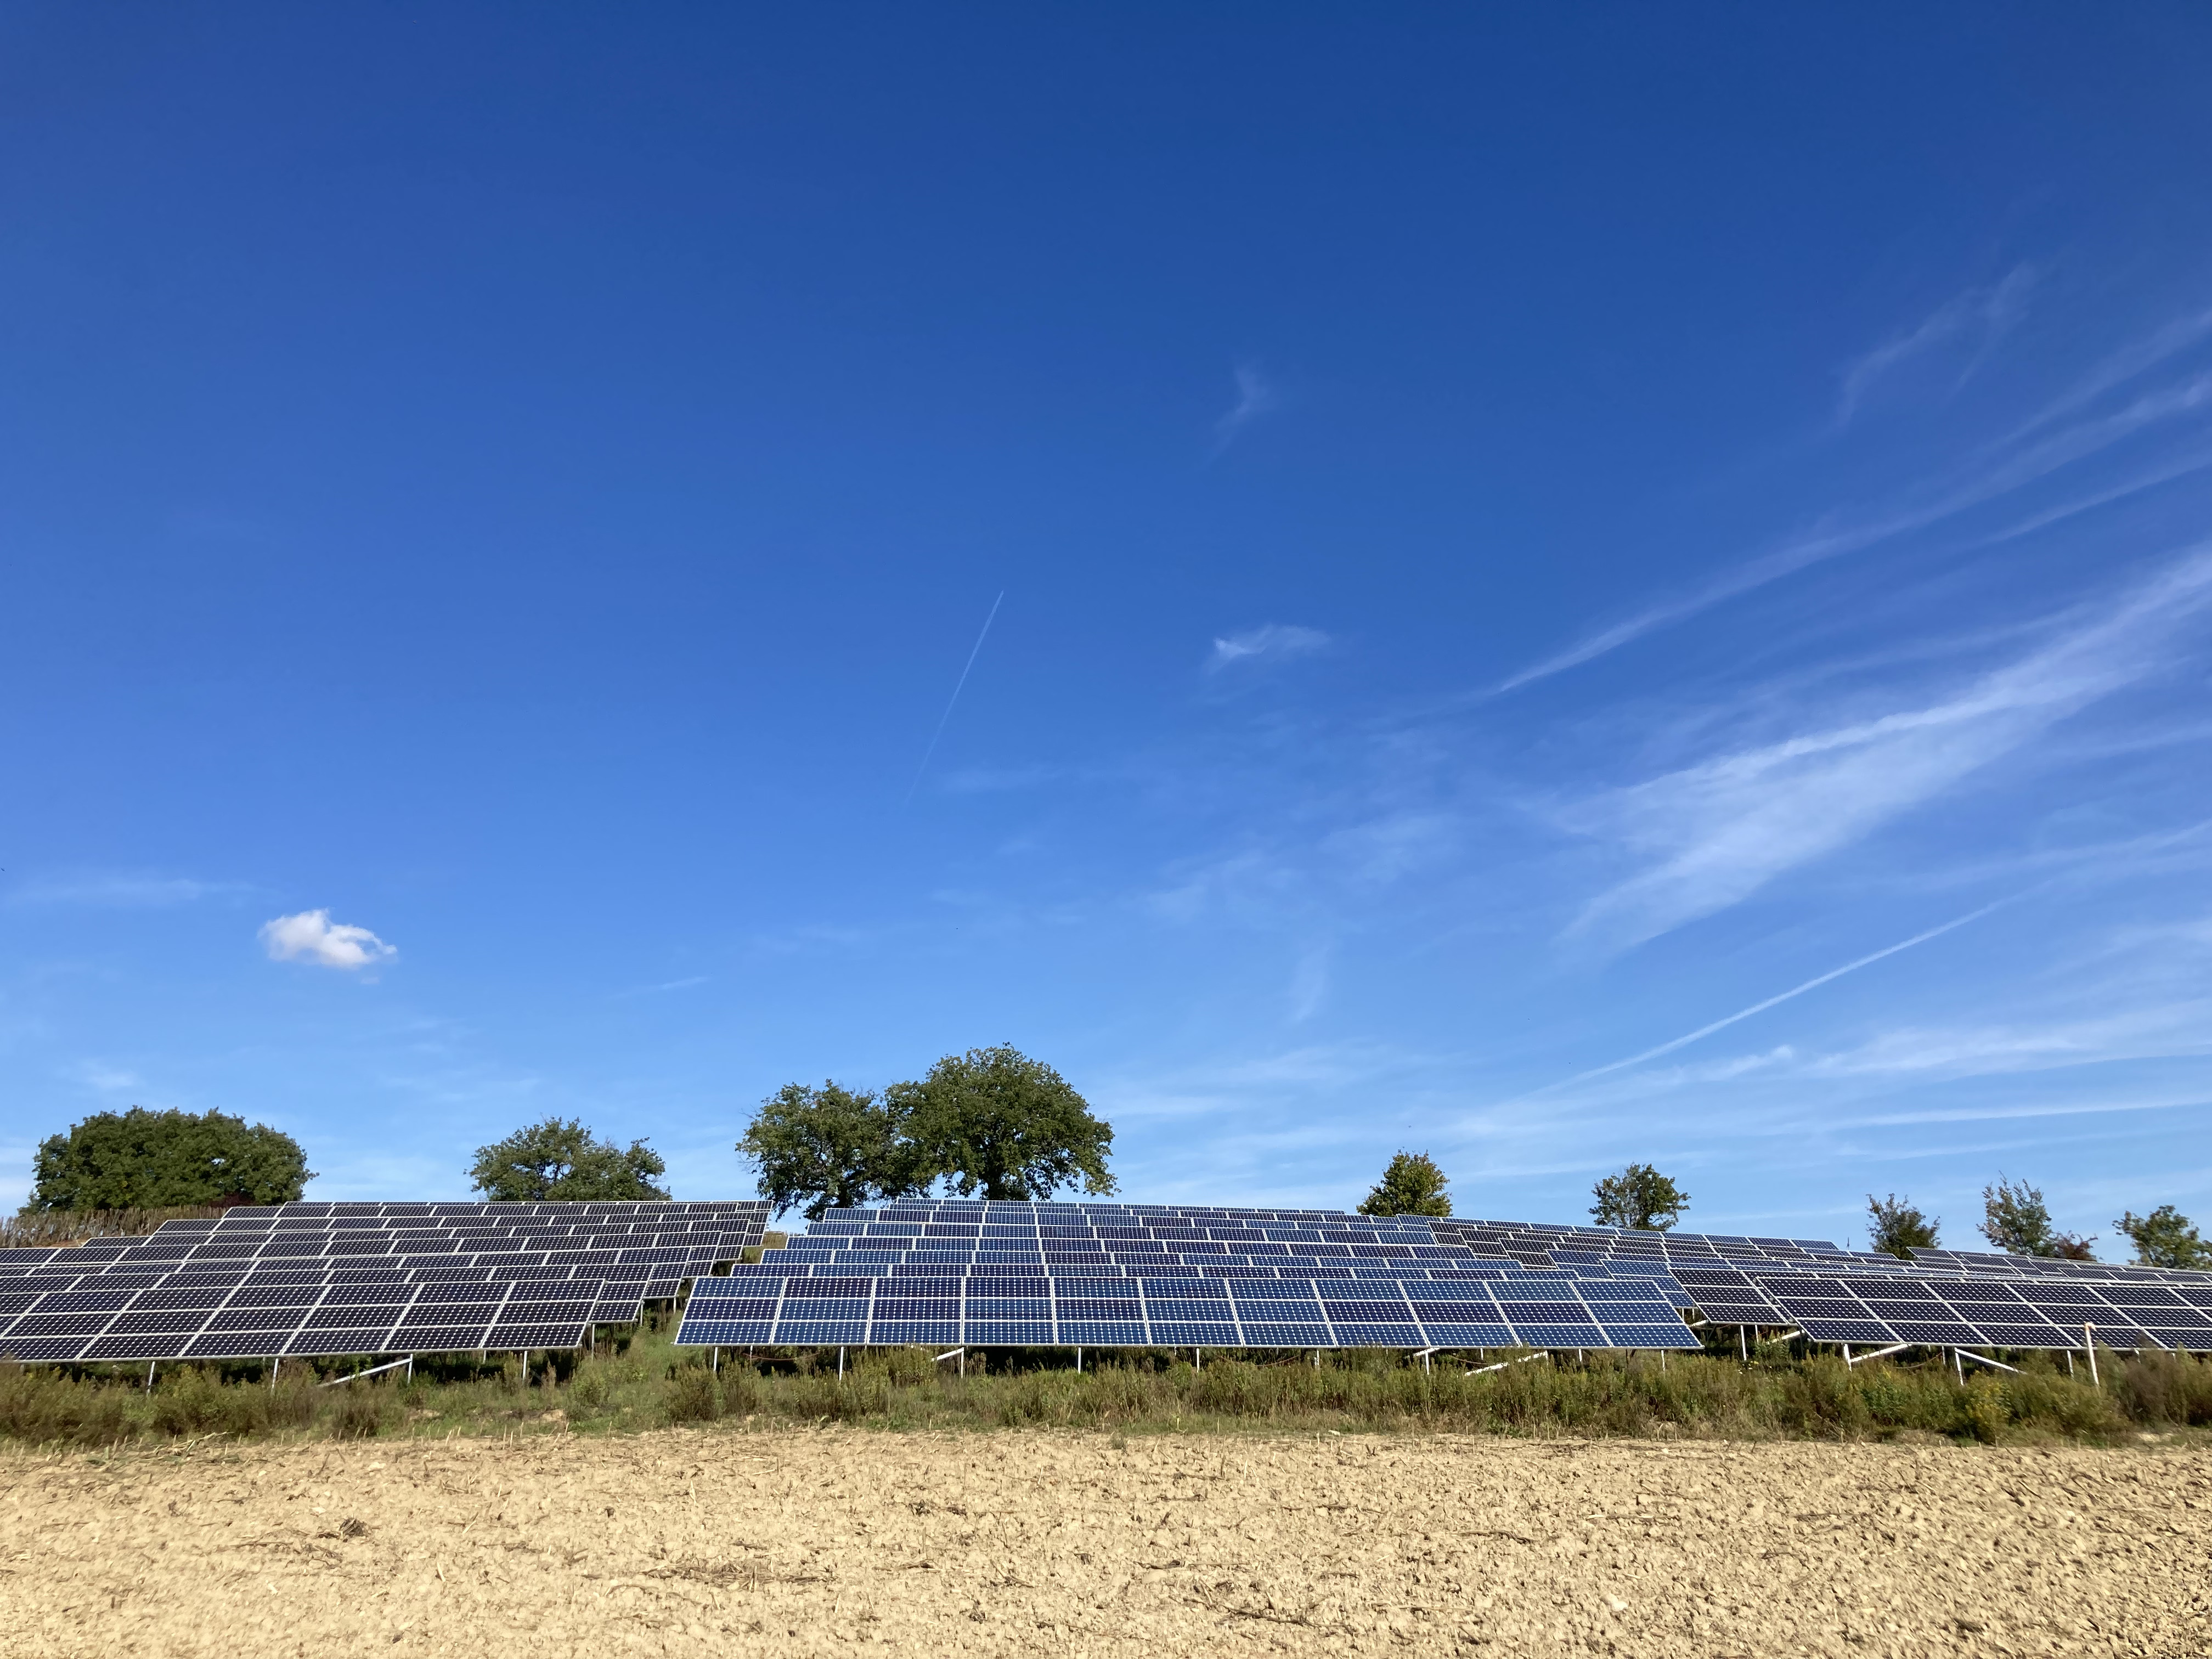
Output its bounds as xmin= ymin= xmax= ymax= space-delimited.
xmin=3 ymin=1429 xmax=2207 ymax=1657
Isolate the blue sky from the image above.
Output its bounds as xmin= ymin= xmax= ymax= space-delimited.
xmin=4 ymin=6 xmax=2208 ymax=1251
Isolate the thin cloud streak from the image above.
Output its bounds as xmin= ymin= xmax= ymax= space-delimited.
xmin=1835 ymin=267 xmax=2035 ymax=425
xmin=8 ymin=873 xmax=251 ymax=907
xmin=1545 ymin=898 xmax=2013 ymax=1094
xmin=1566 ymin=544 xmax=2212 ymax=947
xmin=904 ymin=590 xmax=1004 ymax=806
xmin=1499 ymin=366 xmax=2212 ymax=694
xmin=2001 ymin=301 xmax=2212 ymax=444
xmin=1209 ymin=623 xmax=1330 ymax=671
xmin=1210 ymin=364 xmax=1278 ymax=455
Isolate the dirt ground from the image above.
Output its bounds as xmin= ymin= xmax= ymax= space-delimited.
xmin=2 ymin=1429 xmax=2207 ymax=1657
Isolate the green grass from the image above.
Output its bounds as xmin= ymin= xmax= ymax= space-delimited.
xmin=5 ymin=1322 xmax=2210 ymax=1450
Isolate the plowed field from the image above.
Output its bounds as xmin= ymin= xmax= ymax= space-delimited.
xmin=3 ymin=1430 xmax=2207 ymax=1656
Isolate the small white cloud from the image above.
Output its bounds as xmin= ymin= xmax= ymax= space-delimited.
xmin=1209 ymin=623 xmax=1330 ymax=671
xmin=259 ymin=909 xmax=397 ymax=971
xmin=1211 ymin=364 xmax=1279 ymax=453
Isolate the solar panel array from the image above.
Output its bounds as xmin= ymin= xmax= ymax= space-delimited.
xmin=0 ymin=1201 xmax=766 ymax=1364
xmin=676 ymin=1200 xmax=1702 ymax=1352
xmin=1432 ymin=1217 xmax=2212 ymax=1352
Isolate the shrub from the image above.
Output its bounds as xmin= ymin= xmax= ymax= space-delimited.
xmin=569 ymin=1361 xmax=612 ymax=1411
xmin=664 ymin=1364 xmax=721 ymax=1423
xmin=2114 ymin=1351 xmax=2212 ymax=1427
xmin=0 ymin=1361 xmax=132 ymax=1446
xmin=328 ymin=1384 xmax=389 ymax=1439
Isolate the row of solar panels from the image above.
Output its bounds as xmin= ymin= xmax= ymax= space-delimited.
xmin=806 ymin=1209 xmax=1436 ymax=1242
xmin=0 ymin=1201 xmax=772 ymax=1364
xmin=200 ymin=1201 xmax=769 ymax=1218
xmin=678 ymin=1272 xmax=1702 ymax=1351
xmin=776 ymin=1244 xmax=1474 ymax=1265
xmin=1 ymin=1259 xmax=670 ymax=1305
xmin=855 ymin=1203 xmax=1379 ymax=1222
xmin=1434 ymin=1217 xmax=2212 ymax=1285
xmin=1670 ymin=1267 xmax=2212 ymax=1351
xmin=0 ymin=1242 xmax=751 ymax=1276
xmin=0 ymin=1272 xmax=608 ymax=1362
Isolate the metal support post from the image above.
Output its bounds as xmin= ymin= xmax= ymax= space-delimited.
xmin=1739 ymin=1327 xmax=1748 ymax=1363
xmin=1843 ymin=1343 xmax=1909 ymax=1368
xmin=2085 ymin=1326 xmax=2098 ymax=1387
xmin=146 ymin=1361 xmax=156 ymax=1393
xmin=1957 ymin=1350 xmax=2019 ymax=1375
xmin=1466 ymin=1352 xmax=1547 ymax=1377
xmin=837 ymin=1346 xmax=845 ymax=1378
xmin=711 ymin=1347 xmax=719 ymax=1375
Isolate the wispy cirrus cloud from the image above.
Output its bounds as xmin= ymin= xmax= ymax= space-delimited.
xmin=8 ymin=871 xmax=252 ymax=907
xmin=1499 ymin=307 xmax=2212 ymax=693
xmin=1210 ymin=363 xmax=1278 ymax=455
xmin=2002 ymin=300 xmax=2212 ymax=443
xmin=1835 ymin=266 xmax=2036 ymax=425
xmin=616 ymin=975 xmax=708 ymax=998
xmin=1209 ymin=623 xmax=1329 ymax=671
xmin=1562 ymin=545 xmax=2212 ymax=950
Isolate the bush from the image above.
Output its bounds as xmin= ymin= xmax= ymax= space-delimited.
xmin=328 ymin=1383 xmax=390 ymax=1439
xmin=664 ymin=1364 xmax=721 ymax=1423
xmin=2113 ymin=1351 xmax=2212 ymax=1427
xmin=150 ymin=1366 xmax=234 ymax=1436
xmin=0 ymin=1361 xmax=132 ymax=1446
xmin=569 ymin=1360 xmax=612 ymax=1410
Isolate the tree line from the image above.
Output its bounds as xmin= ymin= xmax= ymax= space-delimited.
xmin=16 ymin=1075 xmax=2206 ymax=1271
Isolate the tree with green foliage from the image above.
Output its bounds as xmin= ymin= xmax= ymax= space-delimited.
xmin=2113 ymin=1204 xmax=2207 ymax=1269
xmin=738 ymin=1081 xmax=930 ymax=1221
xmin=467 ymin=1117 xmax=669 ymax=1203
xmin=898 ymin=1045 xmax=1115 ymax=1201
xmin=1978 ymin=1175 xmax=2095 ymax=1259
xmin=1357 ymin=1151 xmax=1452 ymax=1217
xmin=25 ymin=1107 xmax=313 ymax=1211
xmin=1589 ymin=1163 xmax=1689 ymax=1231
xmin=1865 ymin=1192 xmax=1939 ymax=1259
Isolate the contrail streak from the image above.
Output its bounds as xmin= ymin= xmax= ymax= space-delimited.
xmin=1545 ymin=896 xmax=2015 ymax=1092
xmin=904 ymin=590 xmax=1005 ymax=806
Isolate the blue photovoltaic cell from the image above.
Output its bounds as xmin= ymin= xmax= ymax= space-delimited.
xmin=1060 ymin=1322 xmax=1147 ymax=1344
xmin=1418 ymin=1323 xmax=1515 ymax=1346
xmin=1595 ymin=1323 xmax=1700 ymax=1349
xmin=964 ymin=1322 xmax=1053 ymax=1344
xmin=1150 ymin=1322 xmax=1239 ymax=1344
xmin=1510 ymin=1324 xmax=1605 ymax=1347
xmin=1240 ymin=1323 xmax=1331 ymax=1345
xmin=870 ymin=1321 xmax=959 ymax=1344
xmin=684 ymin=1321 xmax=775 ymax=1344
xmin=775 ymin=1320 xmax=866 ymax=1344
xmin=1331 ymin=1324 xmax=1421 ymax=1345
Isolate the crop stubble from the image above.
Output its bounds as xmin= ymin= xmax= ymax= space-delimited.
xmin=1 ymin=1430 xmax=2207 ymax=1656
